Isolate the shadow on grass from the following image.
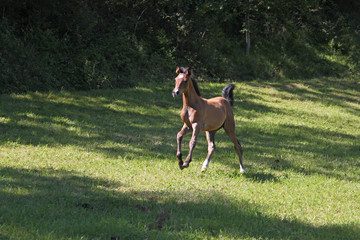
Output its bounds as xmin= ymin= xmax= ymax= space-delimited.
xmin=208 ymin=117 xmax=359 ymax=181
xmin=0 ymin=167 xmax=359 ymax=239
xmin=0 ymin=85 xmax=180 ymax=160
xmin=247 ymin=77 xmax=360 ymax=116
xmin=0 ymin=79 xmax=359 ymax=181
xmin=239 ymin=117 xmax=359 ymax=181
xmin=244 ymin=172 xmax=281 ymax=183
xmin=230 ymin=77 xmax=359 ymax=181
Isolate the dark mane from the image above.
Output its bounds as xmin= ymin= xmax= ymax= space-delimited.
xmin=178 ymin=66 xmax=201 ymax=96
xmin=191 ymin=78 xmax=201 ymax=97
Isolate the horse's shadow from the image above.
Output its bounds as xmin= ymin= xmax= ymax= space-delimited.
xmin=244 ymin=172 xmax=281 ymax=183
xmin=224 ymin=168 xmax=282 ymax=183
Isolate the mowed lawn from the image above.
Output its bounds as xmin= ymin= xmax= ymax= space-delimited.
xmin=0 ymin=77 xmax=359 ymax=239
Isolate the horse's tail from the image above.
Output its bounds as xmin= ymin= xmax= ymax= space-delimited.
xmin=222 ymin=84 xmax=235 ymax=106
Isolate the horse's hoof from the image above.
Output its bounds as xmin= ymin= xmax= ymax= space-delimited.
xmin=201 ymin=167 xmax=207 ymax=172
xmin=182 ymin=162 xmax=189 ymax=168
xmin=239 ymin=168 xmax=245 ymax=174
xmin=178 ymin=159 xmax=184 ymax=170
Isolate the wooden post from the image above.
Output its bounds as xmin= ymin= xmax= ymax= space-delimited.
xmin=246 ymin=12 xmax=250 ymax=55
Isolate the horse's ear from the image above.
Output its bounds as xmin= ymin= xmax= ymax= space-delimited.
xmin=187 ymin=67 xmax=192 ymax=76
xmin=176 ymin=66 xmax=180 ymax=74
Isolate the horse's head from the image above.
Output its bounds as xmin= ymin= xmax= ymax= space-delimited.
xmin=172 ymin=66 xmax=192 ymax=98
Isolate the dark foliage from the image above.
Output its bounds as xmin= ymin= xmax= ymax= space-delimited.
xmin=0 ymin=0 xmax=359 ymax=93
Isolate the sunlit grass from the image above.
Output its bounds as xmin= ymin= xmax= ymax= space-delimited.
xmin=0 ymin=77 xmax=359 ymax=239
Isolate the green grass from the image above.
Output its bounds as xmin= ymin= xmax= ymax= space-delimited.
xmin=0 ymin=77 xmax=359 ymax=239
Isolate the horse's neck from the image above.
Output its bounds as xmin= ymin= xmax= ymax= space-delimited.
xmin=183 ymin=81 xmax=201 ymax=108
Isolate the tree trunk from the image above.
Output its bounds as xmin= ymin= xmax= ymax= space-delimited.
xmin=246 ymin=13 xmax=250 ymax=55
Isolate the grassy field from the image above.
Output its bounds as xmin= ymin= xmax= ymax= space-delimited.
xmin=0 ymin=77 xmax=359 ymax=239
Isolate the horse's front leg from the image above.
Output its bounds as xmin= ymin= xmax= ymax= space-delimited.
xmin=177 ymin=124 xmax=191 ymax=169
xmin=183 ymin=123 xmax=201 ymax=168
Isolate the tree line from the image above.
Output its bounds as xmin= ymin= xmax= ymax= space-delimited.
xmin=1 ymin=0 xmax=359 ymax=93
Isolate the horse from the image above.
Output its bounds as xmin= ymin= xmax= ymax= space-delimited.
xmin=172 ymin=66 xmax=245 ymax=173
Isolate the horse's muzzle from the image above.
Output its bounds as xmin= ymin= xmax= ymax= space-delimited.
xmin=172 ymin=88 xmax=181 ymax=98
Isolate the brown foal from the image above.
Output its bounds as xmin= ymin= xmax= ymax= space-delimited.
xmin=172 ymin=67 xmax=245 ymax=173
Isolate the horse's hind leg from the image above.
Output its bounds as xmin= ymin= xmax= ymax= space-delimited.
xmin=177 ymin=124 xmax=191 ymax=169
xmin=224 ymin=119 xmax=245 ymax=173
xmin=201 ymin=131 xmax=216 ymax=172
